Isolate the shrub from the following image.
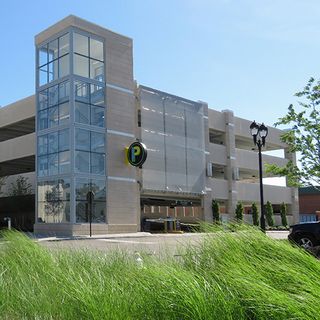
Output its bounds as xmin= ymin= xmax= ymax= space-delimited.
xmin=235 ymin=202 xmax=243 ymax=221
xmin=280 ymin=202 xmax=288 ymax=227
xmin=266 ymin=201 xmax=274 ymax=227
xmin=251 ymin=202 xmax=259 ymax=226
xmin=212 ymin=200 xmax=220 ymax=222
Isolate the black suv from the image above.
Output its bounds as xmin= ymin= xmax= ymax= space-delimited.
xmin=288 ymin=221 xmax=320 ymax=248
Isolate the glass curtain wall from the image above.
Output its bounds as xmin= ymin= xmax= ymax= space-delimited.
xmin=141 ymin=87 xmax=205 ymax=194
xmin=36 ymin=29 xmax=106 ymax=224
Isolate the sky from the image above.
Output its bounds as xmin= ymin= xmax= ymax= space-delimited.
xmin=1 ymin=0 xmax=320 ymax=128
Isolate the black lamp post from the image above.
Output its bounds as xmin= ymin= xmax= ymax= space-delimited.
xmin=250 ymin=121 xmax=268 ymax=232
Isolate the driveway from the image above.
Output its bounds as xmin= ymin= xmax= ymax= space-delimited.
xmin=37 ymin=231 xmax=289 ymax=256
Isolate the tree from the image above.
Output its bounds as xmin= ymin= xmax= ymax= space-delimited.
xmin=45 ymin=184 xmax=63 ymax=221
xmin=235 ymin=202 xmax=244 ymax=221
xmin=280 ymin=202 xmax=288 ymax=227
xmin=251 ymin=202 xmax=259 ymax=226
xmin=7 ymin=176 xmax=32 ymax=196
xmin=266 ymin=77 xmax=320 ymax=187
xmin=266 ymin=201 xmax=274 ymax=227
xmin=0 ymin=177 xmax=7 ymax=196
xmin=212 ymin=200 xmax=220 ymax=222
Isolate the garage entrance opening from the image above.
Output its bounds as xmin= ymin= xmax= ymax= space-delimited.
xmin=141 ymin=196 xmax=202 ymax=232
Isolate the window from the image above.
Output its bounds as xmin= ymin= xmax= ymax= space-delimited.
xmin=37 ymin=179 xmax=70 ymax=223
xmin=73 ymin=32 xmax=104 ymax=82
xmin=75 ymin=128 xmax=105 ymax=175
xmin=74 ymin=81 xmax=105 ymax=127
xmin=37 ymin=129 xmax=70 ymax=177
xmin=75 ymin=178 xmax=106 ymax=223
xmin=37 ymin=33 xmax=70 ymax=86
xmin=37 ymin=81 xmax=70 ymax=130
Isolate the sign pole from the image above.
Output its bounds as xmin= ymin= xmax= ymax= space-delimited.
xmin=87 ymin=191 xmax=95 ymax=237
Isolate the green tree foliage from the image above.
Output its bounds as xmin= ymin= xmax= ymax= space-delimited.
xmin=212 ymin=200 xmax=220 ymax=222
xmin=251 ymin=202 xmax=259 ymax=226
xmin=266 ymin=77 xmax=320 ymax=187
xmin=0 ymin=177 xmax=7 ymax=196
xmin=266 ymin=201 xmax=274 ymax=227
xmin=235 ymin=202 xmax=244 ymax=221
xmin=45 ymin=184 xmax=63 ymax=220
xmin=7 ymin=176 xmax=33 ymax=196
xmin=280 ymin=202 xmax=288 ymax=227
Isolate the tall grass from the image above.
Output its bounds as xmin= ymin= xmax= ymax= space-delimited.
xmin=0 ymin=226 xmax=319 ymax=319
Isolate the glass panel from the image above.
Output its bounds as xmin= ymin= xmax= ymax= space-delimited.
xmin=91 ymin=153 xmax=105 ymax=175
xmin=75 ymin=128 xmax=90 ymax=151
xmin=59 ymin=54 xmax=69 ymax=78
xmin=49 ymin=85 xmax=59 ymax=107
xmin=93 ymin=201 xmax=105 ymax=222
xmin=39 ymin=90 xmax=48 ymax=110
xmin=59 ymin=129 xmax=69 ymax=151
xmin=90 ymin=38 xmax=103 ymax=61
xmin=41 ymin=181 xmax=70 ymax=223
xmin=74 ymin=33 xmax=89 ymax=56
xmin=38 ymin=110 xmax=48 ymax=130
xmin=59 ymin=102 xmax=69 ymax=125
xmin=38 ymin=155 xmax=48 ymax=177
xmin=62 ymin=201 xmax=71 ymax=222
xmin=48 ymin=106 xmax=59 ymax=128
xmin=48 ymin=153 xmax=58 ymax=175
xmin=59 ymin=151 xmax=70 ymax=174
xmin=75 ymin=102 xmax=90 ymax=124
xmin=75 ymin=81 xmax=89 ymax=103
xmin=74 ymin=54 xmax=89 ymax=78
xmin=59 ymin=178 xmax=71 ymax=201
xmin=48 ymin=61 xmax=58 ymax=82
xmin=90 ymin=84 xmax=104 ymax=106
xmin=90 ymin=59 xmax=104 ymax=82
xmin=90 ymin=179 xmax=106 ymax=200
xmin=38 ymin=135 xmax=48 ymax=155
xmin=59 ymin=33 xmax=69 ymax=56
xmin=75 ymin=151 xmax=90 ymax=173
xmin=39 ymin=67 xmax=48 ymax=86
xmin=76 ymin=178 xmax=90 ymax=200
xmin=48 ymin=39 xmax=58 ymax=62
xmin=37 ymin=181 xmax=45 ymax=202
xmin=76 ymin=201 xmax=87 ymax=222
xmin=59 ymin=81 xmax=69 ymax=103
xmin=91 ymin=132 xmax=105 ymax=153
xmin=37 ymin=201 xmax=46 ymax=222
xmin=39 ymin=45 xmax=48 ymax=66
xmin=91 ymin=106 xmax=104 ymax=127
xmin=75 ymin=178 xmax=106 ymax=223
xmin=48 ymin=132 xmax=58 ymax=154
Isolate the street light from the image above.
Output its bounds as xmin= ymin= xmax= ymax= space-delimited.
xmin=250 ymin=121 xmax=268 ymax=232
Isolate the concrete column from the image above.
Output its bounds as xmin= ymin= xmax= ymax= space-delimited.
xmin=223 ymin=110 xmax=237 ymax=217
xmin=285 ymin=148 xmax=300 ymax=224
xmin=201 ymin=101 xmax=213 ymax=222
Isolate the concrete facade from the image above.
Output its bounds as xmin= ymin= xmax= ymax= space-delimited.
xmin=0 ymin=15 xmax=299 ymax=235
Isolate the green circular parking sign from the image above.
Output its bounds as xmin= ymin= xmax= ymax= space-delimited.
xmin=127 ymin=142 xmax=147 ymax=167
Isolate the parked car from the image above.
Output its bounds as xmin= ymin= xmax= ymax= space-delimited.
xmin=288 ymin=221 xmax=320 ymax=248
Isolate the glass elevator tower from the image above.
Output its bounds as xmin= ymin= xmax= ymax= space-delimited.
xmin=36 ymin=28 xmax=106 ymax=226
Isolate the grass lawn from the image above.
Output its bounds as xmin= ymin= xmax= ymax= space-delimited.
xmin=0 ymin=225 xmax=319 ymax=319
